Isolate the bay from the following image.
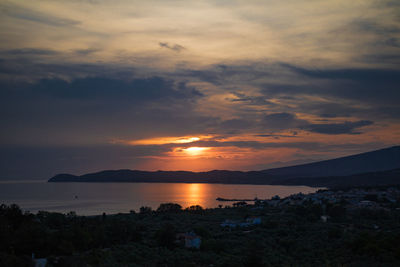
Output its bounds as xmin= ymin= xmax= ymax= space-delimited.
xmin=0 ymin=181 xmax=321 ymax=215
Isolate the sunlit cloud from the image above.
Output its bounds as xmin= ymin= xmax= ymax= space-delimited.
xmin=113 ymin=136 xmax=216 ymax=146
xmin=2 ymin=0 xmax=399 ymax=70
xmin=130 ymin=136 xmax=200 ymax=145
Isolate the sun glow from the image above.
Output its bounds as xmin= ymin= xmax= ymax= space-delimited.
xmin=183 ymin=147 xmax=209 ymax=156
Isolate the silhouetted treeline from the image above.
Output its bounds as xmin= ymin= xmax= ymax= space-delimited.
xmin=1 ymin=197 xmax=400 ymax=266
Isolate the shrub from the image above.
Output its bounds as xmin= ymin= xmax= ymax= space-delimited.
xmin=139 ymin=206 xmax=152 ymax=214
xmin=157 ymin=203 xmax=182 ymax=213
xmin=155 ymin=223 xmax=176 ymax=249
xmin=185 ymin=205 xmax=204 ymax=212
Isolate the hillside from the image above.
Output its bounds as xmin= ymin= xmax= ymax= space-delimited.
xmin=263 ymin=146 xmax=400 ymax=177
xmin=274 ymin=168 xmax=400 ymax=188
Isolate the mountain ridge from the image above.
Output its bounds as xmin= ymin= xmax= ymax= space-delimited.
xmin=262 ymin=145 xmax=400 ymax=177
xmin=48 ymin=146 xmax=400 ymax=187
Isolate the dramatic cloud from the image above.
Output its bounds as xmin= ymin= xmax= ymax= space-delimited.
xmin=0 ymin=2 xmax=80 ymax=26
xmin=29 ymin=76 xmax=201 ymax=100
xmin=219 ymin=119 xmax=255 ymax=132
xmin=74 ymin=48 xmax=100 ymax=56
xmin=0 ymin=76 xmax=212 ymax=146
xmin=261 ymin=113 xmax=373 ymax=135
xmin=0 ymin=0 xmax=399 ymax=178
xmin=1 ymin=48 xmax=59 ymax=56
xmin=255 ymin=134 xmax=298 ymax=139
xmin=276 ymin=64 xmax=400 ymax=105
xmin=159 ymin=42 xmax=186 ymax=52
xmin=262 ymin=113 xmax=308 ymax=131
xmin=227 ymin=92 xmax=275 ymax=106
xmin=302 ymin=121 xmax=374 ymax=135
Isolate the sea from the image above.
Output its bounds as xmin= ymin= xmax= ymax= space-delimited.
xmin=0 ymin=181 xmax=321 ymax=216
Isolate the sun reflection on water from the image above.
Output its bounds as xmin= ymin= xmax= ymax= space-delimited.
xmin=186 ymin=183 xmax=203 ymax=207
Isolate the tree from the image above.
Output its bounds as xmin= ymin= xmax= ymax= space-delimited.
xmin=0 ymin=204 xmax=25 ymax=230
xmin=155 ymin=223 xmax=176 ymax=249
xmin=185 ymin=205 xmax=204 ymax=213
xmin=157 ymin=203 xmax=182 ymax=213
xmin=243 ymin=240 xmax=265 ymax=267
xmin=139 ymin=206 xmax=152 ymax=214
xmin=233 ymin=201 xmax=247 ymax=207
xmin=327 ymin=204 xmax=346 ymax=221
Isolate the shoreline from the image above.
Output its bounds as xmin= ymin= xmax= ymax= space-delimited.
xmin=47 ymin=180 xmax=324 ymax=188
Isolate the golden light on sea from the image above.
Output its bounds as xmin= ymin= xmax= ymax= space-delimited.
xmin=187 ymin=183 xmax=201 ymax=205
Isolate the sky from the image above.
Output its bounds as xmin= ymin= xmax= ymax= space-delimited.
xmin=0 ymin=0 xmax=399 ymax=179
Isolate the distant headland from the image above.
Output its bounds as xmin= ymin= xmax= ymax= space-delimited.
xmin=49 ymin=146 xmax=400 ymax=188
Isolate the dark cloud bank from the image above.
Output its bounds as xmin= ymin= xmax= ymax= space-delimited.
xmin=262 ymin=112 xmax=373 ymax=135
xmin=0 ymin=55 xmax=399 ymax=179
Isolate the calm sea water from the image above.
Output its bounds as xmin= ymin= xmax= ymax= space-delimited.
xmin=0 ymin=181 xmax=320 ymax=215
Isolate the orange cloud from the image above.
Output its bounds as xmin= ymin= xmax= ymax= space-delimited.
xmin=112 ymin=135 xmax=215 ymax=146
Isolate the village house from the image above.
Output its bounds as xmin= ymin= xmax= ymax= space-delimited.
xmin=176 ymin=231 xmax=201 ymax=249
xmin=32 ymin=253 xmax=47 ymax=267
xmin=221 ymin=217 xmax=262 ymax=228
xmin=246 ymin=216 xmax=261 ymax=225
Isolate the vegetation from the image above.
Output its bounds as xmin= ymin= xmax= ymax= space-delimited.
xmin=1 ymin=191 xmax=400 ymax=266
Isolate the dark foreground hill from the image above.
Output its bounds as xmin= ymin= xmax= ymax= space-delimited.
xmin=48 ymin=146 xmax=400 ymax=187
xmin=274 ymin=168 xmax=400 ymax=188
xmin=263 ymin=145 xmax=400 ymax=177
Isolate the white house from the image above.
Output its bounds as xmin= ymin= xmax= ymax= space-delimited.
xmin=32 ymin=253 xmax=47 ymax=267
xmin=246 ymin=217 xmax=261 ymax=225
xmin=184 ymin=232 xmax=201 ymax=249
xmin=176 ymin=231 xmax=201 ymax=249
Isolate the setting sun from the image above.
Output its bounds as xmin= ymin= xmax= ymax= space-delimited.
xmin=183 ymin=147 xmax=209 ymax=156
